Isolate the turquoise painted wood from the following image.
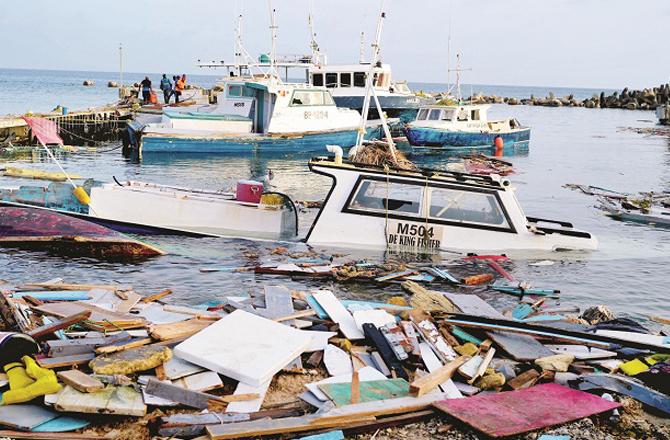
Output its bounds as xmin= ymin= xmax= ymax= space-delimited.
xmin=297 ymin=430 xmax=345 ymax=440
xmin=317 ymin=378 xmax=410 ymax=406
xmin=32 ymin=416 xmax=90 ymax=432
xmin=13 ymin=291 xmax=91 ymax=301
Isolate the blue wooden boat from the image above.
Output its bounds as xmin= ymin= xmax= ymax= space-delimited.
xmin=404 ymin=104 xmax=531 ymax=149
xmin=126 ymin=78 xmax=388 ymax=158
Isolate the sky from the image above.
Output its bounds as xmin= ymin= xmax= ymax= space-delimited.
xmin=1 ymin=0 xmax=669 ymax=89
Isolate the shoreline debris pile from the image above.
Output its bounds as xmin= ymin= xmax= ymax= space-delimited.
xmin=0 ymin=270 xmax=668 ymax=440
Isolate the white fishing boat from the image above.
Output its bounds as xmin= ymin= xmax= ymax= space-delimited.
xmin=404 ymin=103 xmax=531 ymax=148
xmin=0 ymin=179 xmax=298 ymax=240
xmin=304 ymin=149 xmax=597 ymax=253
xmin=127 ymin=77 xmax=386 ymax=157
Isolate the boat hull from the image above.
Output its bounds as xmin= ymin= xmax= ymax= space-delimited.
xmin=139 ymin=126 xmax=383 ymax=154
xmin=0 ymin=207 xmax=163 ymax=258
xmin=333 ymin=95 xmax=434 ymax=122
xmin=404 ymin=126 xmax=531 ymax=148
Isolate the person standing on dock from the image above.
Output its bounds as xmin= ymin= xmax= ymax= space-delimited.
xmin=159 ymin=74 xmax=172 ymax=104
xmin=139 ymin=76 xmax=152 ymax=104
xmin=174 ymin=75 xmax=185 ymax=103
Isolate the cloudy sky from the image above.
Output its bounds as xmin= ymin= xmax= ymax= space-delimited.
xmin=1 ymin=0 xmax=668 ymax=89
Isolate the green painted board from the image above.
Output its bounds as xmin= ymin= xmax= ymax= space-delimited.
xmin=317 ymin=378 xmax=409 ymax=406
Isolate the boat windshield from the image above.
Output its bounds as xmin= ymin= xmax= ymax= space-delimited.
xmin=348 ymin=180 xmax=423 ymax=216
xmin=290 ymin=90 xmax=335 ymax=106
xmin=428 ymin=187 xmax=509 ymax=227
xmin=417 ymin=109 xmax=429 ymax=120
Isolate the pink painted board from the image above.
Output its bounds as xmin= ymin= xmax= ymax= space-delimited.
xmin=433 ymin=383 xmax=621 ymax=437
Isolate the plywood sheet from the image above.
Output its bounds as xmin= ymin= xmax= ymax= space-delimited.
xmin=418 ymin=342 xmax=462 ymax=398
xmin=318 ymin=378 xmax=409 ymax=406
xmin=433 ymin=383 xmax=621 ymax=437
xmin=0 ymin=404 xmax=57 ymax=430
xmin=305 ymin=366 xmax=386 ymax=401
xmin=174 ymin=310 xmax=312 ymax=387
xmin=312 ymin=291 xmax=364 ymax=340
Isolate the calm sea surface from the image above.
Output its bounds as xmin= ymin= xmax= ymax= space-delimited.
xmin=0 ymin=69 xmax=667 ymax=324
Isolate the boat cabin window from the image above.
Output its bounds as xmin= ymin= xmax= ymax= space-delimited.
xmin=340 ymin=72 xmax=352 ymax=87
xmin=428 ymin=109 xmax=442 ymax=120
xmin=429 ymin=187 xmax=509 ymax=227
xmin=312 ymin=73 xmax=324 ymax=87
xmin=417 ymin=109 xmax=429 ymax=120
xmin=353 ymin=72 xmax=366 ymax=87
xmin=290 ymin=90 xmax=334 ymax=106
xmin=441 ymin=109 xmax=455 ymax=120
xmin=228 ymin=85 xmax=255 ymax=98
xmin=325 ymin=72 xmax=338 ymax=88
xmin=471 ymin=109 xmax=480 ymax=120
xmin=375 ymin=73 xmax=387 ymax=88
xmin=348 ymin=180 xmax=423 ymax=216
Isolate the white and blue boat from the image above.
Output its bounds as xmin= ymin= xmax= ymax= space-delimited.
xmin=404 ymin=104 xmax=531 ymax=149
xmin=127 ymin=77 xmax=387 ymax=157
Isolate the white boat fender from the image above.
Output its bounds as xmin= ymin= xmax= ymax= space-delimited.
xmin=326 ymin=145 xmax=343 ymax=165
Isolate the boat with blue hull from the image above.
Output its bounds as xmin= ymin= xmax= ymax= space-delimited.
xmin=128 ymin=77 xmax=389 ymax=157
xmin=404 ymin=104 xmax=531 ymax=149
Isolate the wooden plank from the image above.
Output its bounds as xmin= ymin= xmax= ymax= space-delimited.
xmin=144 ymin=378 xmax=256 ymax=410
xmin=341 ymin=410 xmax=434 ymax=436
xmin=95 ymin=337 xmax=152 ymax=354
xmin=318 ymin=379 xmax=410 ymax=406
xmin=410 ymin=356 xmax=468 ymax=397
xmin=468 ymin=348 xmax=495 ymax=385
xmin=33 ymin=302 xmax=146 ymax=330
xmin=207 ymin=413 xmax=375 ymax=439
xmin=84 ymin=288 xmax=141 ymax=314
xmin=27 ymin=311 xmax=91 ymax=339
xmin=57 ymin=370 xmax=104 ymax=393
xmin=432 ymin=383 xmax=621 ymax=437
xmin=320 ymin=391 xmax=450 ymax=419
xmin=173 ymin=371 xmax=223 ymax=392
xmin=37 ymin=353 xmax=95 ymax=369
xmin=47 ymin=332 xmax=130 ymax=357
xmin=457 ymin=356 xmax=483 ymax=380
xmin=0 ymin=404 xmax=57 ymax=430
xmin=312 ymin=290 xmax=364 ymax=340
xmin=140 ymin=288 xmax=172 ymax=303
xmin=19 ymin=282 xmax=127 ymax=291
xmin=507 ymin=369 xmax=540 ymax=390
xmin=275 ymin=309 xmax=317 ymax=322
xmin=305 ymin=366 xmax=387 ymax=402
xmin=149 ymin=318 xmax=212 ymax=341
xmin=487 ymin=331 xmax=555 ymax=361
xmin=55 ymin=385 xmax=146 ymax=416
xmin=418 ymin=343 xmax=462 ymax=398
xmin=174 ymin=310 xmax=312 ymax=387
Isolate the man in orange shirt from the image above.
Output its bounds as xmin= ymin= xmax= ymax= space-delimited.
xmin=174 ymin=75 xmax=185 ymax=103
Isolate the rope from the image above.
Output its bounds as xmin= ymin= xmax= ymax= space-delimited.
xmin=58 ymin=126 xmax=116 ymax=146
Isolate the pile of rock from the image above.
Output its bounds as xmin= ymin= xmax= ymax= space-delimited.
xmin=464 ymin=83 xmax=670 ymax=111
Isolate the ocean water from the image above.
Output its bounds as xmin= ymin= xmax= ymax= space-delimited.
xmin=0 ymin=69 xmax=667 ymax=326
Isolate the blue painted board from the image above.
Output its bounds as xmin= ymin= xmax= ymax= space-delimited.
xmin=32 ymin=416 xmax=90 ymax=432
xmin=13 ymin=291 xmax=91 ymax=301
xmin=297 ymin=430 xmax=345 ymax=440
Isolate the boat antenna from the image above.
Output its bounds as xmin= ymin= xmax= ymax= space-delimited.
xmin=358 ymin=31 xmax=366 ymax=64
xmin=268 ymin=0 xmax=279 ymax=80
xmin=446 ymin=0 xmax=453 ymax=92
xmin=234 ymin=14 xmax=243 ymax=70
xmin=448 ymin=53 xmax=471 ymax=104
xmin=118 ymin=43 xmax=123 ymax=85
xmin=307 ymin=0 xmax=323 ymax=65
xmin=354 ymin=0 xmax=396 ymax=159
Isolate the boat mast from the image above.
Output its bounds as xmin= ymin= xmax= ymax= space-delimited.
xmin=234 ymin=14 xmax=243 ymax=74
xmin=307 ymin=0 xmax=324 ymax=65
xmin=448 ymin=53 xmax=471 ymax=104
xmin=119 ymin=43 xmax=123 ymax=85
xmin=446 ymin=0 xmax=453 ymax=92
xmin=355 ymin=0 xmax=396 ymax=158
xmin=267 ymin=0 xmax=279 ymax=80
xmin=358 ymin=31 xmax=366 ymax=63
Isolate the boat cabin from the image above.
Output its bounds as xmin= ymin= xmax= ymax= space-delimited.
xmin=306 ymin=156 xmax=597 ymax=253
xmin=411 ymin=104 xmax=524 ymax=133
xmin=309 ymin=63 xmax=406 ymax=93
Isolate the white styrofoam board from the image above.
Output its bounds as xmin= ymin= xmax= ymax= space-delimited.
xmin=312 ymin=290 xmax=364 ymax=340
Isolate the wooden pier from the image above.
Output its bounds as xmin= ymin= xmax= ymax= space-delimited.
xmin=0 ymin=106 xmax=133 ymax=147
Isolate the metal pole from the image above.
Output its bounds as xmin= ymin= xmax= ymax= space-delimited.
xmin=119 ymin=44 xmax=123 ymax=85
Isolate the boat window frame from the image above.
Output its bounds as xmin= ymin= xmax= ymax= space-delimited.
xmin=353 ymin=72 xmax=366 ymax=87
xmin=340 ymin=72 xmax=352 ymax=87
xmin=325 ymin=72 xmax=338 ymax=88
xmin=427 ymin=186 xmax=511 ymax=229
xmin=312 ymin=73 xmax=324 ymax=87
xmin=288 ymin=89 xmax=335 ymax=107
xmin=416 ymin=108 xmax=429 ymax=120
xmin=428 ymin=109 xmax=442 ymax=120
xmin=342 ymin=175 xmax=516 ymax=233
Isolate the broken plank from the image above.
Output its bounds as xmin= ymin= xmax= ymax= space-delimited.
xmin=37 ymin=353 xmax=95 ymax=369
xmin=173 ymin=371 xmax=223 ymax=392
xmin=19 ymin=282 xmax=127 ymax=291
xmin=27 ymin=311 xmax=92 ymax=339
xmin=95 ymin=337 xmax=152 ymax=354
xmin=140 ymin=288 xmax=172 ymax=303
xmin=55 ymin=385 xmax=146 ymax=416
xmin=144 ymin=378 xmax=256 ymax=410
xmin=163 ymin=356 xmax=205 ymax=380
xmin=312 ymin=290 xmax=364 ymax=340
xmin=149 ymin=318 xmax=212 ymax=341
xmin=226 ymin=379 xmax=271 ymax=413
xmin=410 ymin=356 xmax=468 ymax=397
xmin=468 ymin=348 xmax=495 ymax=385
xmin=57 ymin=370 xmax=104 ymax=393
xmin=47 ymin=332 xmax=131 ymax=357
xmin=318 ymin=378 xmax=410 ymax=406
xmin=0 ymin=431 xmax=104 ymax=440
xmin=275 ymin=309 xmax=317 ymax=322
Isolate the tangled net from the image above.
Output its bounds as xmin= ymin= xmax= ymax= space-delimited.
xmin=351 ymin=141 xmax=417 ymax=171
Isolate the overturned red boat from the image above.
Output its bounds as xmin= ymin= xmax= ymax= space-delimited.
xmin=0 ymin=207 xmax=164 ymax=259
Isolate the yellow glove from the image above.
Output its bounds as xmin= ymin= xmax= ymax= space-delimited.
xmin=3 ymin=362 xmax=34 ymax=390
xmin=1 ymin=357 xmax=61 ymax=405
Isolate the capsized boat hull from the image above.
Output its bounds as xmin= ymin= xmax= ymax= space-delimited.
xmin=404 ymin=126 xmax=531 ymax=148
xmin=0 ymin=207 xmax=164 ymax=258
xmin=138 ymin=125 xmax=384 ymax=154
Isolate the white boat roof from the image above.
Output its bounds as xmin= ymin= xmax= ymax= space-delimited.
xmin=310 ymin=63 xmax=392 ymax=73
xmin=421 ymin=103 xmax=491 ymax=111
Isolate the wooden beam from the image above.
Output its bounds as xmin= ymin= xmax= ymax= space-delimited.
xmin=28 ymin=311 xmax=91 ymax=339
xmin=144 ymin=378 xmax=257 ymax=410
xmin=0 ymin=430 xmax=106 ymax=440
xmin=95 ymin=338 xmax=152 ymax=355
xmin=274 ymin=309 xmax=317 ymax=322
xmin=409 ymin=356 xmax=468 ymax=397
xmin=468 ymin=348 xmax=495 ymax=385
xmin=140 ymin=289 xmax=172 ymax=303
xmin=57 ymin=370 xmax=104 ymax=393
xmin=37 ymin=353 xmax=95 ymax=369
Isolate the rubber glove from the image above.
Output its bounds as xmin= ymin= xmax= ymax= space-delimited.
xmin=1 ymin=357 xmax=61 ymax=405
xmin=3 ymin=362 xmax=34 ymax=390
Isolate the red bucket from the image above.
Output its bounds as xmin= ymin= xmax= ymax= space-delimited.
xmin=236 ymin=180 xmax=263 ymax=203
